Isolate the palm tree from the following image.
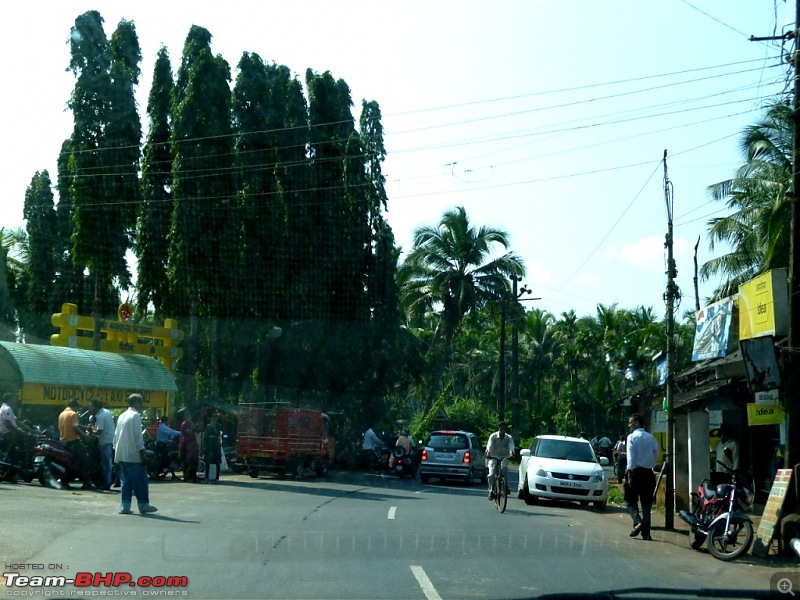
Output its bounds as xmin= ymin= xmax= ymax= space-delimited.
xmin=398 ymin=206 xmax=525 ymax=352
xmin=702 ymin=100 xmax=791 ymax=299
xmin=518 ymin=308 xmax=559 ymax=424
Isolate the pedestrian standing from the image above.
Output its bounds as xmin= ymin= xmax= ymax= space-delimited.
xmin=58 ymin=398 xmax=94 ymax=489
xmin=625 ymin=413 xmax=658 ymax=541
xmin=90 ymin=398 xmax=115 ymax=491
xmin=613 ymin=435 xmax=627 ymax=484
xmin=113 ymin=394 xmax=158 ymax=515
xmin=179 ymin=411 xmax=199 ymax=483
xmin=203 ymin=413 xmax=222 ymax=483
xmin=715 ymin=424 xmax=740 ymax=471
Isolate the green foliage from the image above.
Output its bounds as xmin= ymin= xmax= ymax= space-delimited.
xmin=607 ymin=485 xmax=624 ymax=505
xmin=136 ymin=46 xmax=174 ymax=316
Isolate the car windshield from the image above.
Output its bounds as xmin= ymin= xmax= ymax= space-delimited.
xmin=428 ymin=435 xmax=468 ymax=451
xmin=536 ymin=439 xmax=596 ymax=463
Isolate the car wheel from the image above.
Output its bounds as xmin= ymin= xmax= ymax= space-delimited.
xmin=248 ymin=467 xmax=259 ymax=479
xmin=593 ymin=500 xmax=607 ymax=511
xmin=420 ymin=474 xmax=429 ymax=484
xmin=580 ymin=501 xmax=589 ymax=507
xmin=463 ymin=468 xmax=473 ymax=486
xmin=480 ymin=471 xmax=487 ymax=485
xmin=523 ymin=475 xmax=537 ymax=505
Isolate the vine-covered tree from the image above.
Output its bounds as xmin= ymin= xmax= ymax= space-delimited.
xmin=21 ymin=171 xmax=59 ymax=340
xmin=168 ymin=26 xmax=237 ymax=404
xmin=66 ymin=12 xmax=141 ymax=347
xmin=137 ymin=46 xmax=174 ymax=317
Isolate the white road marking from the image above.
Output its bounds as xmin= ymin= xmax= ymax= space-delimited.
xmin=410 ymin=565 xmax=442 ymax=600
xmin=388 ymin=506 xmax=397 ymax=520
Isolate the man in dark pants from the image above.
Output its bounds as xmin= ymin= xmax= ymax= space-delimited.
xmin=625 ymin=413 xmax=658 ymax=541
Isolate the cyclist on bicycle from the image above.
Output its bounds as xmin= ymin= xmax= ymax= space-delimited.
xmin=485 ymin=421 xmax=514 ymax=500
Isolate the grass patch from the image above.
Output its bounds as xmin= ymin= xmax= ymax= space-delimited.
xmin=607 ymin=485 xmax=624 ymax=505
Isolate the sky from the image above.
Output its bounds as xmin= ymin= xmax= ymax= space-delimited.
xmin=1 ymin=1 xmax=794 ymax=320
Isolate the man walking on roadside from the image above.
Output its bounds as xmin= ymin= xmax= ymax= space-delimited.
xmin=90 ymin=398 xmax=115 ymax=491
xmin=113 ymin=394 xmax=157 ymax=515
xmin=625 ymin=413 xmax=658 ymax=541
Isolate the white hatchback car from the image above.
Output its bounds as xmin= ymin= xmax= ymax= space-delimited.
xmin=517 ymin=435 xmax=608 ymax=510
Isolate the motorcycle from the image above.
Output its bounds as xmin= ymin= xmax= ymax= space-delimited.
xmin=143 ymin=432 xmax=181 ymax=480
xmin=390 ymin=446 xmax=418 ymax=478
xmin=678 ymin=457 xmax=754 ymax=561
xmin=0 ymin=425 xmax=45 ymax=483
xmin=33 ymin=435 xmax=102 ymax=489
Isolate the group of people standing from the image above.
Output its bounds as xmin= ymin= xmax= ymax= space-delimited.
xmin=2 ymin=391 xmax=227 ymax=515
xmin=168 ymin=410 xmax=224 ymax=484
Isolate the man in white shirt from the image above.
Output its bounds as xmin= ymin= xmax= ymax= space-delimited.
xmin=485 ymin=421 xmax=514 ymax=500
xmin=113 ymin=394 xmax=157 ymax=515
xmin=0 ymin=393 xmax=36 ymax=482
xmin=90 ymin=398 xmax=115 ymax=491
xmin=625 ymin=413 xmax=658 ymax=541
xmin=715 ymin=425 xmax=740 ymax=472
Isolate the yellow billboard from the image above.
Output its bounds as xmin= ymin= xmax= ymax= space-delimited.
xmin=738 ymin=269 xmax=788 ymax=340
xmin=21 ymin=383 xmax=169 ymax=413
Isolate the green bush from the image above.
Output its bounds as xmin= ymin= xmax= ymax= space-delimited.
xmin=607 ymin=485 xmax=624 ymax=505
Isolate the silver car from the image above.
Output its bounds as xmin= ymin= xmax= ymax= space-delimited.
xmin=418 ymin=430 xmax=488 ymax=485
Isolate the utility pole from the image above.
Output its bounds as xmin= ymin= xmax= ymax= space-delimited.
xmin=663 ymin=149 xmax=677 ymax=530
xmin=498 ymin=303 xmax=506 ymax=421
xmin=509 ymin=275 xmax=537 ymax=437
xmin=787 ymin=1 xmax=800 ymax=468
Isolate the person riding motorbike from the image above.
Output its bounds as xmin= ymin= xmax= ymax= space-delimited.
xmin=389 ymin=428 xmax=414 ymax=468
xmin=362 ymin=426 xmax=386 ymax=470
xmin=0 ymin=393 xmax=37 ymax=482
xmin=155 ymin=416 xmax=181 ymax=478
xmin=485 ymin=421 xmax=514 ymax=500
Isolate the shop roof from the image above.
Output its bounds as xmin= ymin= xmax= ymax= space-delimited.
xmin=0 ymin=342 xmax=177 ymax=392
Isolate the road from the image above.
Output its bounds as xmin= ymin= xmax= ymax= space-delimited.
xmin=0 ymin=469 xmax=788 ymax=599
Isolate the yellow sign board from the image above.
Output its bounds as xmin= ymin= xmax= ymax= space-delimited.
xmin=22 ymin=383 xmax=169 ymax=413
xmin=50 ymin=303 xmax=183 ymax=372
xmin=746 ymin=402 xmax=784 ymax=426
xmin=738 ymin=269 xmax=788 ymax=340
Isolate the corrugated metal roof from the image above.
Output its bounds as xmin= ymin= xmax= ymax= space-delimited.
xmin=0 ymin=342 xmax=177 ymax=392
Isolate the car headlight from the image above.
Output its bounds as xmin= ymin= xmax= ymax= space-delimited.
xmin=535 ymin=468 xmax=548 ymax=478
xmin=592 ymin=470 xmax=604 ymax=483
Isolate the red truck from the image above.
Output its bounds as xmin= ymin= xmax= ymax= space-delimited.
xmin=236 ymin=404 xmax=335 ymax=478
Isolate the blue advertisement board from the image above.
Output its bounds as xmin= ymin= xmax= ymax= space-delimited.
xmin=692 ymin=298 xmax=735 ymax=361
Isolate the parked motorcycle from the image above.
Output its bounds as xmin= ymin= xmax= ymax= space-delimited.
xmin=390 ymin=446 xmax=418 ymax=478
xmin=0 ymin=425 xmax=45 ymax=482
xmin=678 ymin=457 xmax=754 ymax=561
xmin=33 ymin=435 xmax=102 ymax=489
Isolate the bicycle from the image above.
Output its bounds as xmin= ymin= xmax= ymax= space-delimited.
xmin=488 ymin=456 xmax=508 ymax=513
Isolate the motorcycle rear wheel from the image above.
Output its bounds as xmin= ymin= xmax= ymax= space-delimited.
xmin=706 ymin=516 xmax=753 ymax=561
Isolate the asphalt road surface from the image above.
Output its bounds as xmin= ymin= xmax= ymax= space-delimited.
xmin=0 ymin=469 xmax=786 ymax=599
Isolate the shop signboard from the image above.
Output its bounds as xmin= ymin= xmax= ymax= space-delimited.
xmin=738 ymin=269 xmax=788 ymax=340
xmin=691 ymin=297 xmax=735 ymax=361
xmin=746 ymin=402 xmax=784 ymax=426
